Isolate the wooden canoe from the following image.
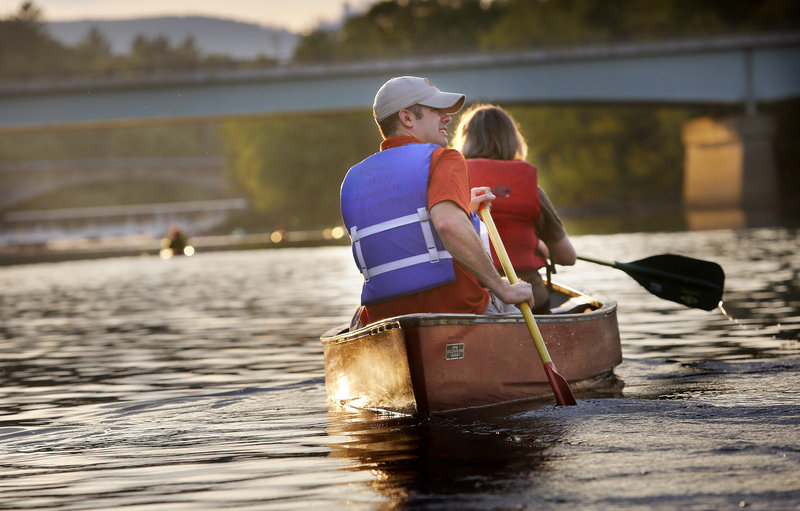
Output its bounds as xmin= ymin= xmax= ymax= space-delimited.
xmin=321 ymin=282 xmax=622 ymax=415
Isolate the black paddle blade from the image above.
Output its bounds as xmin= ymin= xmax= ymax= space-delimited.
xmin=617 ymin=254 xmax=725 ymax=311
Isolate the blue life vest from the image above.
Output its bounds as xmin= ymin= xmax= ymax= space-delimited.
xmin=341 ymin=143 xmax=480 ymax=305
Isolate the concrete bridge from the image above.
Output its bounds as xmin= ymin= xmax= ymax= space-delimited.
xmin=2 ymin=32 xmax=798 ymax=127
xmin=2 ymin=32 xmax=799 ymax=231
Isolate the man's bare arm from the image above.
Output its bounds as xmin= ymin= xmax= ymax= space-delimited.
xmin=430 ymin=200 xmax=533 ymax=307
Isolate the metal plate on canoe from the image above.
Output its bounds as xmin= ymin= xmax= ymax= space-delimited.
xmin=445 ymin=343 xmax=465 ymax=360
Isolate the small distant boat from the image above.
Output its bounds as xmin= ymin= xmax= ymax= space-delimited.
xmin=321 ymin=282 xmax=621 ymax=415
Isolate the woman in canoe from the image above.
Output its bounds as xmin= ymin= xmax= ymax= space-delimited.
xmin=452 ymin=104 xmax=576 ymax=313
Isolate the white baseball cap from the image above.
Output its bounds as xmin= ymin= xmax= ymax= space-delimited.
xmin=373 ymin=76 xmax=465 ymax=123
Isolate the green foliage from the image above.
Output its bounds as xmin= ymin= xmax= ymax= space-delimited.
xmin=480 ymin=0 xmax=610 ymax=50
xmin=293 ymin=0 xmax=800 ymax=59
xmin=0 ymin=2 xmax=72 ymax=79
xmin=221 ymin=111 xmax=381 ymax=228
xmin=218 ymin=104 xmax=696 ymax=230
xmin=70 ymin=26 xmax=116 ymax=75
xmin=480 ymin=0 xmax=800 ymax=51
xmin=128 ymin=34 xmax=201 ymax=73
xmin=0 ymin=122 xmax=223 ymax=161
xmin=0 ymin=2 xmax=269 ymax=82
xmin=16 ymin=180 xmax=228 ymax=210
xmin=294 ymin=0 xmax=504 ymax=62
xmin=292 ymin=30 xmax=338 ymax=63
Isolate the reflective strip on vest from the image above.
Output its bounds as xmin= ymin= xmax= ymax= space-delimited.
xmin=350 ymin=207 xmax=450 ymax=280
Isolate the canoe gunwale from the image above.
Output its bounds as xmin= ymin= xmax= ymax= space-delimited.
xmin=321 ymin=281 xmax=616 ymax=346
xmin=321 ymin=319 xmax=402 ymax=346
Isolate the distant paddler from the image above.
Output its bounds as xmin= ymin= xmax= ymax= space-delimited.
xmin=160 ymin=224 xmax=194 ymax=258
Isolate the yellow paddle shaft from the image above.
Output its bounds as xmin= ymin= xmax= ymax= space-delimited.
xmin=479 ymin=208 xmax=553 ymax=365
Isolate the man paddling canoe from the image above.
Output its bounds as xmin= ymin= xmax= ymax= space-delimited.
xmin=340 ymin=76 xmax=534 ymax=326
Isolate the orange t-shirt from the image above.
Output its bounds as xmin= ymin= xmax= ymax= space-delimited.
xmin=361 ymin=136 xmax=490 ymax=324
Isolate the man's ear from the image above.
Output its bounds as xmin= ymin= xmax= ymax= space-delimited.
xmin=398 ymin=108 xmax=415 ymax=129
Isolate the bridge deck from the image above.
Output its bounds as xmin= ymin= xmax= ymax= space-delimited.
xmin=1 ymin=32 xmax=798 ymax=129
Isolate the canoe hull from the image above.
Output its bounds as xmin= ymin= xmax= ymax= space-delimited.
xmin=321 ymin=284 xmax=621 ymax=415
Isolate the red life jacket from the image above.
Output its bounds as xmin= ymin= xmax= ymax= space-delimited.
xmin=467 ymin=158 xmax=547 ymax=271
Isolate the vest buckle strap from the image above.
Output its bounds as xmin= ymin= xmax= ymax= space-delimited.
xmin=417 ymin=207 xmax=440 ymax=263
xmin=350 ymin=226 xmax=370 ymax=280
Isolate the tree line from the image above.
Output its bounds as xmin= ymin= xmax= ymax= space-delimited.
xmin=296 ymin=0 xmax=797 ymax=62
xmin=0 ymin=2 xmax=273 ymax=82
xmin=2 ymin=0 xmax=797 ymax=81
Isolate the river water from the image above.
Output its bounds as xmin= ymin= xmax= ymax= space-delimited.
xmin=1 ymin=227 xmax=798 ymax=510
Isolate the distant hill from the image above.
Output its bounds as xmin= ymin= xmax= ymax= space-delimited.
xmin=46 ymin=16 xmax=300 ymax=62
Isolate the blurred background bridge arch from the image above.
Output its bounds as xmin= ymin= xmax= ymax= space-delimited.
xmin=0 ymin=156 xmax=227 ymax=208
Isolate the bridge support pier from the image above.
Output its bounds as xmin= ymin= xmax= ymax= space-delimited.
xmin=682 ymin=114 xmax=778 ymax=230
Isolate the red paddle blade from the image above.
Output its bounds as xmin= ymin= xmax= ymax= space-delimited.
xmin=544 ymin=362 xmax=577 ymax=406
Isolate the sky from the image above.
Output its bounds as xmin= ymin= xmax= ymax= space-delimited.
xmin=0 ymin=0 xmax=380 ymax=32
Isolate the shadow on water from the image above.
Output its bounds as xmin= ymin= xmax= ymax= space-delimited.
xmin=325 ymin=354 xmax=800 ymax=510
xmin=326 ymin=404 xmax=560 ymax=509
xmin=324 ymin=373 xmax=626 ymax=509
